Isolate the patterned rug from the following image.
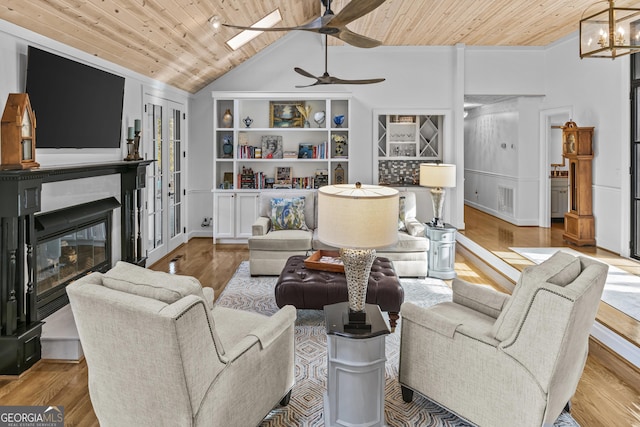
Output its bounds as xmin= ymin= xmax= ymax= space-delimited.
xmin=215 ymin=262 xmax=579 ymax=427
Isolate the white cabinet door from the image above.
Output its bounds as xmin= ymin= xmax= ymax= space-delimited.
xmin=236 ymin=192 xmax=260 ymax=238
xmin=550 ymin=178 xmax=569 ymax=219
xmin=214 ymin=192 xmax=235 ymax=239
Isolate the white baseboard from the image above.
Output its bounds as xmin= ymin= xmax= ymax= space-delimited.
xmin=463 ymin=201 xmax=538 ymax=226
xmin=188 ymin=230 xmax=213 ymax=239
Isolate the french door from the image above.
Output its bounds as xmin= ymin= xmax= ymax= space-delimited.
xmin=143 ymin=94 xmax=186 ymax=265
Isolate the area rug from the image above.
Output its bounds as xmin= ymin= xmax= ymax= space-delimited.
xmin=215 ymin=261 xmax=579 ymax=427
xmin=510 ymin=247 xmax=640 ymax=322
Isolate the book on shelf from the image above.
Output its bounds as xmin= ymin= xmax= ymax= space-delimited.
xmin=283 ymin=151 xmax=297 ymax=159
xmin=237 ymin=144 xmax=261 ymax=159
xmin=292 ymin=176 xmax=316 ymax=189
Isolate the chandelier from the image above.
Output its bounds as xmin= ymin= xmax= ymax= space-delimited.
xmin=580 ymin=0 xmax=640 ymax=58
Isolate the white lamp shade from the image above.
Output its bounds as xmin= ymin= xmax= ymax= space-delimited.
xmin=318 ymin=184 xmax=399 ymax=249
xmin=420 ymin=163 xmax=457 ymax=188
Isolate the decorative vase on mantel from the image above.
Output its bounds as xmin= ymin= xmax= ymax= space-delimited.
xmin=222 ymin=109 xmax=233 ymax=128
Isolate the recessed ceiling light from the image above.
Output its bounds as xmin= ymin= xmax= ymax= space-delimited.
xmin=226 ymin=9 xmax=282 ymax=51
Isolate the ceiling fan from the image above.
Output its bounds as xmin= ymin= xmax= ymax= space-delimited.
xmin=223 ymin=0 xmax=387 ymax=49
xmin=294 ymin=35 xmax=385 ymax=87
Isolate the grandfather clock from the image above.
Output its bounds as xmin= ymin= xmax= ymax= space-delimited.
xmin=1 ymin=93 xmax=40 ymax=170
xmin=562 ymin=120 xmax=595 ymax=246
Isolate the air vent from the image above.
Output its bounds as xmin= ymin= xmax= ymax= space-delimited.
xmin=498 ymin=186 xmax=514 ymax=215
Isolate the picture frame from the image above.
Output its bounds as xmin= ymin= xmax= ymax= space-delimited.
xmin=276 ymin=166 xmax=292 ymax=185
xmin=270 ymin=101 xmax=305 ymax=128
xmin=298 ymin=143 xmax=314 ymax=159
xmin=261 ymin=135 xmax=283 ymax=159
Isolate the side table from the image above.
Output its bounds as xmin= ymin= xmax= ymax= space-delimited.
xmin=324 ymin=302 xmax=390 ymax=427
xmin=425 ymin=222 xmax=457 ymax=279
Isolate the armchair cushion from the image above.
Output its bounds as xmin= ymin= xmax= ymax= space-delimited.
xmin=452 ymin=279 xmax=508 ymax=319
xmin=270 ymin=197 xmax=309 ymax=231
xmin=102 ymin=261 xmax=213 ymax=310
xmin=249 ymin=229 xmax=312 ymax=251
xmin=491 ymin=251 xmax=581 ymax=341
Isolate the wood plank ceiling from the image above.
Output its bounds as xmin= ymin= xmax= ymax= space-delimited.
xmin=1 ymin=0 xmax=636 ymax=94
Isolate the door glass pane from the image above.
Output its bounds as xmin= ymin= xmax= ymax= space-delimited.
xmin=147 ymin=103 xmax=164 ymax=250
xmin=636 ymin=200 xmax=640 ymax=252
xmin=635 ymin=88 xmax=640 ymax=141
xmin=169 ymin=108 xmax=182 ymax=239
xmin=636 ymin=145 xmax=640 ymax=198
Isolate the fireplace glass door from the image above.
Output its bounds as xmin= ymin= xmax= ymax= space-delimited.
xmin=36 ymin=221 xmax=109 ymax=318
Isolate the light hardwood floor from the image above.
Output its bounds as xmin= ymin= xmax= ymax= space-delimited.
xmin=0 ymin=231 xmax=638 ymax=426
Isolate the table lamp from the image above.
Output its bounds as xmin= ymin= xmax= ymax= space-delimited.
xmin=318 ymin=183 xmax=399 ymax=332
xmin=420 ymin=163 xmax=456 ymax=227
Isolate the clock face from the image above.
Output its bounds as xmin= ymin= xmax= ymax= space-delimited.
xmin=567 ymin=134 xmax=576 ymax=153
xmin=21 ymin=109 xmax=32 ymax=138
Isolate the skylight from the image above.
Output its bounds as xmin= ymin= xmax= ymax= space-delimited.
xmin=226 ymin=9 xmax=282 ymax=51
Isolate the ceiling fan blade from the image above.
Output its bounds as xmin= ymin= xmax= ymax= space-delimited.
xmin=330 ymin=76 xmax=386 ymax=85
xmin=336 ymin=28 xmax=382 ymax=48
xmin=294 ymin=67 xmax=318 ymax=79
xmin=328 ymin=0 xmax=388 ymax=28
xmin=295 ymin=81 xmax=321 ymax=88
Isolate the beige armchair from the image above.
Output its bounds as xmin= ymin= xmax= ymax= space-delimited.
xmin=399 ymin=251 xmax=608 ymax=427
xmin=67 ymin=261 xmax=296 ymax=427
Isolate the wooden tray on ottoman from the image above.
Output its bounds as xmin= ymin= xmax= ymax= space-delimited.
xmin=304 ymin=250 xmax=344 ymax=273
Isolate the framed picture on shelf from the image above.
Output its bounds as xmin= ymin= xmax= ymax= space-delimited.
xmin=276 ymin=166 xmax=292 ymax=186
xmin=261 ymin=135 xmax=283 ymax=159
xmin=223 ymin=172 xmax=234 ymax=189
xmin=298 ymin=143 xmax=314 ymax=159
xmin=270 ymin=101 xmax=304 ymax=128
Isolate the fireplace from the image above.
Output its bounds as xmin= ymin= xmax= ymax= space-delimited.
xmin=0 ymin=160 xmax=151 ymax=375
xmin=35 ymin=198 xmax=119 ymax=319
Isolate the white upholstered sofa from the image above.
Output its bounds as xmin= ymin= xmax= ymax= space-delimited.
xmin=248 ymin=189 xmax=429 ymax=277
xmin=398 ymin=251 xmax=608 ymax=427
xmin=67 ymin=261 xmax=296 ymax=427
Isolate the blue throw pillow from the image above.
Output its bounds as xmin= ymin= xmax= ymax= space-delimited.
xmin=270 ymin=197 xmax=309 ymax=231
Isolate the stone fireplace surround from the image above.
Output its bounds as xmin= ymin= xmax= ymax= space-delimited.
xmin=0 ymin=160 xmax=151 ymax=375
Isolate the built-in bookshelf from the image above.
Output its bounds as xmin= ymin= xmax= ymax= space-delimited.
xmin=213 ymin=92 xmax=351 ymax=192
xmin=212 ymin=92 xmax=351 ymax=242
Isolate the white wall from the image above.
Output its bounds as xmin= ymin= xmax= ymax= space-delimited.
xmin=542 ymin=34 xmax=629 ymax=255
xmin=190 ymin=32 xmax=484 ymax=231
xmin=464 ymin=97 xmax=543 ymax=225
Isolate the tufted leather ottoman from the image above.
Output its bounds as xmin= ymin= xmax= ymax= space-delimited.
xmin=275 ymin=255 xmax=404 ymax=329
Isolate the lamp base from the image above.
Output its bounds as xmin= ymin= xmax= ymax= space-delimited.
xmin=430 ymin=187 xmax=446 ymax=228
xmin=344 ymin=309 xmax=372 ymax=333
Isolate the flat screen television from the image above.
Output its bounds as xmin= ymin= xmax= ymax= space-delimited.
xmin=25 ymin=46 xmax=125 ymax=149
